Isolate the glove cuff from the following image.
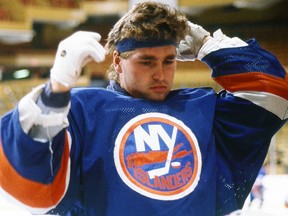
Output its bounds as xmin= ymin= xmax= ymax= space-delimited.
xmin=50 ymin=67 xmax=76 ymax=87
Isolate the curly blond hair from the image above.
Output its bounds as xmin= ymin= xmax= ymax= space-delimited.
xmin=105 ymin=2 xmax=189 ymax=81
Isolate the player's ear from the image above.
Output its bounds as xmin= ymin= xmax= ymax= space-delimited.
xmin=113 ymin=50 xmax=122 ymax=73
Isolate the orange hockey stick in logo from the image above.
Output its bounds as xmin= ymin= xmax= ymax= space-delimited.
xmin=126 ymin=143 xmax=192 ymax=169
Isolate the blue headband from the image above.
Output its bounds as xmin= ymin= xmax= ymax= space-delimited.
xmin=116 ymin=38 xmax=176 ymax=53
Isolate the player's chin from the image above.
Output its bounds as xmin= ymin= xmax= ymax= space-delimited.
xmin=144 ymin=86 xmax=170 ymax=101
xmin=147 ymin=92 xmax=169 ymax=101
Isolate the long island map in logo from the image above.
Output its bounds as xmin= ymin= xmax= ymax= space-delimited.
xmin=114 ymin=113 xmax=202 ymax=200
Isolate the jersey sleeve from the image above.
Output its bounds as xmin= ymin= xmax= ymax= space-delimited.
xmin=201 ymin=34 xmax=288 ymax=212
xmin=0 ymin=89 xmax=72 ymax=214
xmin=202 ymin=34 xmax=288 ymax=120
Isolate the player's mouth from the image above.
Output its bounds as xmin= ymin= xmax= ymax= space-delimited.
xmin=150 ymin=85 xmax=168 ymax=93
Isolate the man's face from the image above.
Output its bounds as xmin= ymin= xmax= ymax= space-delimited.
xmin=115 ymin=45 xmax=177 ymax=101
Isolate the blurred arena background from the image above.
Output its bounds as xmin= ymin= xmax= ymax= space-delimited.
xmin=0 ymin=0 xmax=288 ymax=215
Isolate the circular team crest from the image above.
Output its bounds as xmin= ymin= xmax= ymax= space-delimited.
xmin=114 ymin=113 xmax=202 ymax=200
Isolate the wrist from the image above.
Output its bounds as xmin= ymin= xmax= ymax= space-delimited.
xmin=202 ymin=35 xmax=212 ymax=45
xmin=50 ymin=78 xmax=71 ymax=93
xmin=41 ymin=81 xmax=70 ymax=108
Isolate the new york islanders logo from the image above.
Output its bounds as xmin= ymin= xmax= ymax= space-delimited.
xmin=114 ymin=113 xmax=202 ymax=200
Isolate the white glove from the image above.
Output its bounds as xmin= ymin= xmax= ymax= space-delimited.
xmin=177 ymin=22 xmax=210 ymax=61
xmin=50 ymin=31 xmax=106 ymax=87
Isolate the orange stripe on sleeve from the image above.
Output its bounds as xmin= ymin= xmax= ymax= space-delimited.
xmin=0 ymin=132 xmax=70 ymax=209
xmin=213 ymin=72 xmax=288 ymax=100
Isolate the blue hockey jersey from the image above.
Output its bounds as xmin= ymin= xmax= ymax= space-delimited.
xmin=0 ymin=39 xmax=288 ymax=216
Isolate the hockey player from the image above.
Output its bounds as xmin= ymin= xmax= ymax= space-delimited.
xmin=0 ymin=1 xmax=287 ymax=216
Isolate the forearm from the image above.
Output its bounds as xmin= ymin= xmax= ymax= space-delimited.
xmin=198 ymin=29 xmax=248 ymax=60
xmin=19 ymin=81 xmax=70 ymax=141
xmin=202 ymin=36 xmax=287 ymax=87
xmin=201 ymin=31 xmax=288 ymax=120
xmin=0 ymin=108 xmax=71 ymax=214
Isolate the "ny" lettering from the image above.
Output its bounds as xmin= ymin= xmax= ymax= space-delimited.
xmin=133 ymin=124 xmax=178 ymax=179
